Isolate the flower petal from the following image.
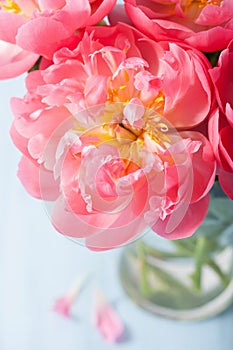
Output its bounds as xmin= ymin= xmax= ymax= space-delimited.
xmin=152 ymin=194 xmax=210 ymax=240
xmin=0 ymin=40 xmax=38 ymax=79
xmin=17 ymin=155 xmax=59 ymax=200
xmin=93 ymin=291 xmax=124 ymax=343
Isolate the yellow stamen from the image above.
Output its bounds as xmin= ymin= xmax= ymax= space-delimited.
xmin=144 ymin=118 xmax=171 ymax=150
xmin=185 ymin=0 xmax=222 ymax=8
xmin=107 ymin=87 xmax=119 ymax=102
xmin=123 ymin=70 xmax=130 ymax=83
xmin=147 ymin=91 xmax=165 ymax=114
xmin=0 ymin=0 xmax=21 ymax=13
xmin=157 ymin=123 xmax=169 ymax=133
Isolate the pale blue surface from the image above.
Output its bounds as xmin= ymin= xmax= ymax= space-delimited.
xmin=1 ymin=72 xmax=233 ymax=350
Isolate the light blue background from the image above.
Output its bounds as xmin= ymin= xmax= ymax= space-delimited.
xmin=0 ymin=3 xmax=233 ymax=348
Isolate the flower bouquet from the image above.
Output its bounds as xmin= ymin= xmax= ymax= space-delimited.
xmin=1 ymin=0 xmax=233 ymax=319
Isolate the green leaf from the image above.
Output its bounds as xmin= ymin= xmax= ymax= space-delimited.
xmin=28 ymin=56 xmax=42 ymax=73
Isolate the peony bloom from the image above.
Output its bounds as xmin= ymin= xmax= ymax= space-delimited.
xmin=209 ymin=40 xmax=233 ymax=199
xmin=124 ymin=0 xmax=233 ymax=52
xmin=92 ymin=291 xmax=124 ymax=343
xmin=10 ymin=23 xmax=216 ymax=250
xmin=0 ymin=0 xmax=116 ymax=77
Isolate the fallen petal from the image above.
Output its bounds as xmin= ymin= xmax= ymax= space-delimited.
xmin=93 ymin=291 xmax=124 ymax=342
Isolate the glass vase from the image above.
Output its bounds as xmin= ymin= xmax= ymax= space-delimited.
xmin=120 ymin=182 xmax=233 ymax=320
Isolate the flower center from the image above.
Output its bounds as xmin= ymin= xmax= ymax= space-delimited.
xmin=77 ymin=104 xmax=172 ymax=172
xmin=0 ymin=0 xmax=21 ymax=13
xmin=107 ymin=69 xmax=165 ymax=116
xmin=185 ymin=0 xmax=222 ymax=8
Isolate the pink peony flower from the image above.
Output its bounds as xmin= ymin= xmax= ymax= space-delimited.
xmin=124 ymin=0 xmax=233 ymax=52
xmin=10 ymin=23 xmax=216 ymax=250
xmin=92 ymin=291 xmax=124 ymax=343
xmin=0 ymin=0 xmax=116 ymax=76
xmin=208 ymin=40 xmax=233 ymax=199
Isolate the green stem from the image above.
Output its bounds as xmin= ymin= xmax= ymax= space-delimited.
xmin=173 ymin=239 xmax=230 ymax=289
xmin=206 ymin=259 xmax=230 ymax=287
xmin=190 ymin=236 xmax=207 ymax=291
xmin=143 ymin=244 xmax=192 ymax=259
xmin=140 ymin=238 xmax=230 ymax=292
